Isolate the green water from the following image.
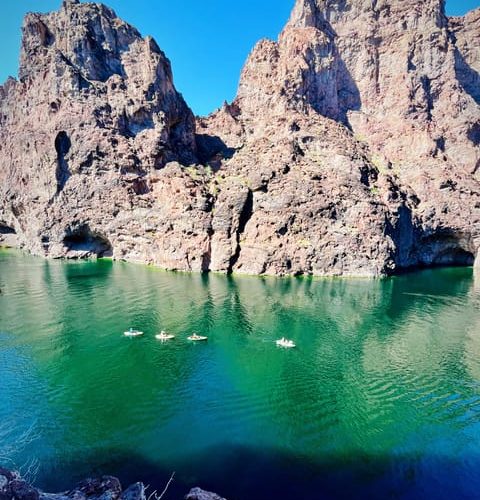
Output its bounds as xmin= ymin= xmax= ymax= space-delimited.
xmin=1 ymin=250 xmax=480 ymax=499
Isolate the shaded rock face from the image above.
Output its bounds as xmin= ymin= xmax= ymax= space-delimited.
xmin=0 ymin=0 xmax=479 ymax=276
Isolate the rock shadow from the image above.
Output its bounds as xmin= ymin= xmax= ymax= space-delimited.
xmin=387 ymin=205 xmax=475 ymax=273
xmin=228 ymin=189 xmax=254 ymax=273
xmin=195 ymin=134 xmax=237 ymax=168
xmin=63 ymin=224 xmax=113 ymax=258
xmin=336 ymin=57 xmax=362 ymax=127
xmin=34 ymin=445 xmax=480 ymax=500
xmin=55 ymin=131 xmax=71 ymax=192
xmin=299 ymin=4 xmax=362 ymax=127
xmin=454 ymin=48 xmax=480 ymax=106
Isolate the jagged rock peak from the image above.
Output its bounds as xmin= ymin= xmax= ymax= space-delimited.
xmin=288 ymin=0 xmax=332 ymax=32
xmin=288 ymin=0 xmax=448 ymax=30
xmin=13 ymin=0 xmax=197 ymax=167
xmin=201 ymin=0 xmax=480 ymax=275
xmin=20 ymin=0 xmax=144 ymax=83
xmin=0 ymin=0 xmax=199 ymax=251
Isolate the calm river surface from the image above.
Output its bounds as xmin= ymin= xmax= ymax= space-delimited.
xmin=1 ymin=249 xmax=480 ymax=499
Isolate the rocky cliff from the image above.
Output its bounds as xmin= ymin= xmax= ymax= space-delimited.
xmin=0 ymin=468 xmax=225 ymax=500
xmin=0 ymin=0 xmax=479 ymax=276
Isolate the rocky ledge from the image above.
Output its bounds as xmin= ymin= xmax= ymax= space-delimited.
xmin=0 ymin=468 xmax=225 ymax=500
xmin=0 ymin=0 xmax=479 ymax=276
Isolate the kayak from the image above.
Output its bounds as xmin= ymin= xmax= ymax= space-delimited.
xmin=124 ymin=329 xmax=144 ymax=337
xmin=276 ymin=338 xmax=296 ymax=348
xmin=156 ymin=331 xmax=175 ymax=341
xmin=188 ymin=334 xmax=208 ymax=342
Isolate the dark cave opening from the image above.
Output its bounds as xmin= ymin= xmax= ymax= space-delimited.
xmin=0 ymin=223 xmax=16 ymax=235
xmin=0 ymin=222 xmax=18 ymax=248
xmin=63 ymin=226 xmax=113 ymax=258
xmin=388 ymin=206 xmax=476 ymax=274
xmin=395 ymin=239 xmax=476 ymax=275
xmin=417 ymin=231 xmax=475 ymax=270
xmin=55 ymin=131 xmax=71 ymax=192
xmin=431 ymin=247 xmax=475 ymax=267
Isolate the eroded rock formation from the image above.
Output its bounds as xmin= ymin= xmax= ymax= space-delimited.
xmin=0 ymin=0 xmax=479 ymax=276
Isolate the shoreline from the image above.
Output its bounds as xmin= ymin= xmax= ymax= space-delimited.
xmin=0 ymin=468 xmax=225 ymax=500
xmin=0 ymin=245 xmax=475 ymax=282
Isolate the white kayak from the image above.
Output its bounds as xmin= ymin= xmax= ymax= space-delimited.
xmin=155 ymin=331 xmax=175 ymax=341
xmin=124 ymin=328 xmax=144 ymax=337
xmin=276 ymin=338 xmax=296 ymax=348
xmin=188 ymin=334 xmax=208 ymax=342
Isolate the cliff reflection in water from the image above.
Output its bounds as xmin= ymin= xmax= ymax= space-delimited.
xmin=0 ymin=250 xmax=480 ymax=499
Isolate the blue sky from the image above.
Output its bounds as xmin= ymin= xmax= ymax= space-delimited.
xmin=1 ymin=0 xmax=479 ymax=116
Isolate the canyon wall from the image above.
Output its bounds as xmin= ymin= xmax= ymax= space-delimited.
xmin=1 ymin=0 xmax=479 ymax=276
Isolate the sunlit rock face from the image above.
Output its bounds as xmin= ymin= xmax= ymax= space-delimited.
xmin=0 ymin=0 xmax=207 ymax=268
xmin=201 ymin=0 xmax=480 ymax=274
xmin=0 ymin=0 xmax=479 ymax=275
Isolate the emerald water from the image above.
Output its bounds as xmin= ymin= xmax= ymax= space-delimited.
xmin=1 ymin=250 xmax=480 ymax=499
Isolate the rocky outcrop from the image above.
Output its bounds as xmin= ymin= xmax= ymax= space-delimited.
xmin=0 ymin=0 xmax=479 ymax=276
xmin=200 ymin=0 xmax=480 ymax=274
xmin=0 ymin=469 xmax=143 ymax=500
xmin=0 ymin=0 xmax=202 ymax=266
xmin=0 ymin=468 xmax=225 ymax=500
xmin=184 ymin=488 xmax=226 ymax=500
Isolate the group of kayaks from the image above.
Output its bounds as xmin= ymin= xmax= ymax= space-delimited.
xmin=124 ymin=328 xmax=207 ymax=342
xmin=124 ymin=328 xmax=296 ymax=348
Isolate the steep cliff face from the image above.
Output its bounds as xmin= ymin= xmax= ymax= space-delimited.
xmin=0 ymin=0 xmax=209 ymax=268
xmin=201 ymin=0 xmax=480 ymax=273
xmin=286 ymin=0 xmax=479 ymax=203
xmin=0 ymin=0 xmax=479 ymax=275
